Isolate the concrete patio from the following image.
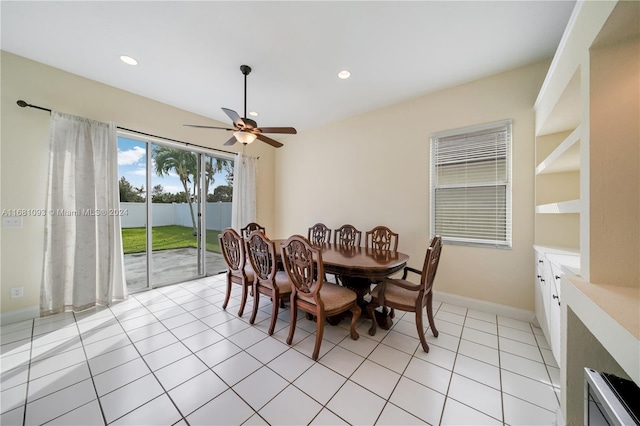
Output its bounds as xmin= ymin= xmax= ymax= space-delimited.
xmin=124 ymin=247 xmax=227 ymax=291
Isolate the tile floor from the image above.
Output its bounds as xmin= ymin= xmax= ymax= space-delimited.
xmin=1 ymin=274 xmax=561 ymax=425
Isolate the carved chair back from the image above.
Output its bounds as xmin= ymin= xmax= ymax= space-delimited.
xmin=365 ymin=226 xmax=399 ymax=252
xmin=307 ymin=223 xmax=332 ymax=245
xmin=241 ymin=222 xmax=265 ymax=238
xmin=334 ymin=224 xmax=362 ymax=247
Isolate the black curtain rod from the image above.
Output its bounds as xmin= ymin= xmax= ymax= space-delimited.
xmin=16 ymin=100 xmax=239 ymax=157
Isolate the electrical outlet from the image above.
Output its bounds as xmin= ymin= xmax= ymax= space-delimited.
xmin=10 ymin=286 xmax=24 ymax=298
xmin=2 ymin=217 xmax=23 ymax=228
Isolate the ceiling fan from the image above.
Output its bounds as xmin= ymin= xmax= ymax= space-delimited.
xmin=184 ymin=65 xmax=296 ymax=148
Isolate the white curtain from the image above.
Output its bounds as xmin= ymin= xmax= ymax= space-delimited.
xmin=231 ymin=152 xmax=258 ymax=232
xmin=41 ymin=112 xmax=127 ymax=315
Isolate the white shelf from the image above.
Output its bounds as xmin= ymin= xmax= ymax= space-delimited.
xmin=536 ymin=126 xmax=581 ymax=175
xmin=535 ymin=199 xmax=581 ymax=214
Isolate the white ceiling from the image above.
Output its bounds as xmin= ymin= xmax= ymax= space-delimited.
xmin=1 ymin=1 xmax=576 ymax=131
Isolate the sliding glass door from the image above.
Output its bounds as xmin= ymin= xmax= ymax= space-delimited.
xmin=117 ymin=134 xmax=233 ymax=291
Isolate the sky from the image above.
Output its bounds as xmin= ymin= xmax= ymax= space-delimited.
xmin=117 ymin=137 xmax=230 ymax=197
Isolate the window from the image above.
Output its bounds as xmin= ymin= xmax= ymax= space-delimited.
xmin=430 ymin=120 xmax=512 ymax=248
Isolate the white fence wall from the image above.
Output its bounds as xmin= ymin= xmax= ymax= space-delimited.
xmin=120 ymin=202 xmax=232 ymax=231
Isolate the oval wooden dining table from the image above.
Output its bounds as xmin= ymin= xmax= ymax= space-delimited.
xmin=274 ymin=239 xmax=410 ymax=328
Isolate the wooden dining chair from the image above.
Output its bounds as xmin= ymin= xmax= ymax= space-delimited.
xmin=334 ymin=224 xmax=362 ymax=247
xmin=307 ymin=223 xmax=332 ymax=245
xmin=280 ymin=235 xmax=361 ymax=360
xmin=241 ymin=222 xmax=265 ymax=238
xmin=219 ymin=227 xmax=254 ymax=317
xmin=245 ymin=230 xmax=292 ymax=335
xmin=366 ymin=236 xmax=443 ymax=352
xmin=366 ymin=226 xmax=399 ymax=252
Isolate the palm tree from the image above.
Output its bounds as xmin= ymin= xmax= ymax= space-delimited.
xmin=152 ymin=146 xmax=198 ymax=234
xmin=204 ymin=156 xmax=231 ymax=199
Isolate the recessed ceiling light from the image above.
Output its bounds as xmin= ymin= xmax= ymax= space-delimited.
xmin=249 ymin=111 xmax=258 ymax=117
xmin=338 ymin=70 xmax=351 ymax=79
xmin=120 ymin=55 xmax=138 ymax=66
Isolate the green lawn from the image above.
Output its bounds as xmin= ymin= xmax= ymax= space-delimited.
xmin=122 ymin=225 xmax=222 ymax=254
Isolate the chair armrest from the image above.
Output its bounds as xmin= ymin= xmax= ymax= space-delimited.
xmin=401 ymin=266 xmax=422 ymax=280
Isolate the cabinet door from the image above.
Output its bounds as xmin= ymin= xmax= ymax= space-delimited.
xmin=548 ymin=263 xmax=563 ymax=364
xmin=548 ymin=280 xmax=561 ymax=365
xmin=534 ymin=251 xmax=552 ymax=337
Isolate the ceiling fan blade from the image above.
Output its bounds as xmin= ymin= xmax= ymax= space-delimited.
xmin=224 ymin=136 xmax=237 ymax=146
xmin=183 ymin=124 xmax=234 ymax=131
xmin=255 ymin=133 xmax=284 ymax=148
xmin=221 ymin=107 xmax=245 ymax=128
xmin=256 ymin=127 xmax=297 ymax=134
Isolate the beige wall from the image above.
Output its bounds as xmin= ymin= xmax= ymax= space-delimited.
xmin=589 ymin=37 xmax=640 ymax=288
xmin=0 ymin=51 xmax=278 ymax=315
xmin=274 ymin=61 xmax=549 ymax=311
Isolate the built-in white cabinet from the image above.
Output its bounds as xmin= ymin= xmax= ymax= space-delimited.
xmin=534 ymin=246 xmax=579 ymax=365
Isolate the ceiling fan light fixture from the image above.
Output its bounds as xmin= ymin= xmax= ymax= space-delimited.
xmin=234 ymin=131 xmax=257 ymax=145
xmin=338 ymin=70 xmax=351 ymax=79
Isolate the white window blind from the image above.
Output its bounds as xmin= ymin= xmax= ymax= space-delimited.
xmin=430 ymin=120 xmax=512 ymax=248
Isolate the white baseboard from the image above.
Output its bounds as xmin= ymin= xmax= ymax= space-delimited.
xmin=433 ymin=290 xmax=535 ymax=323
xmin=0 ymin=305 xmax=40 ymax=325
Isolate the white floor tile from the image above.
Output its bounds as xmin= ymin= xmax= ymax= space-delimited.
xmin=154 ymin=354 xmax=208 ymax=391
xmin=111 ymin=393 xmax=181 ymax=425
xmin=181 ymin=328 xmax=224 ymax=352
xmin=441 ymin=397 xmax=502 ymax=425
xmin=212 ymin=351 xmax=262 ymax=386
xmin=499 ymin=324 xmax=538 ymax=346
xmin=500 ymin=351 xmax=551 ymax=384
xmin=462 ymin=326 xmax=499 ymax=349
xmin=293 ymin=362 xmax=347 ymax=405
xmin=29 ymin=347 xmax=87 ymax=380
xmin=403 ymin=357 xmax=452 ymax=394
xmin=142 ymin=341 xmax=191 ymax=371
xmin=501 ymin=369 xmax=559 ymax=412
xmin=447 ymin=373 xmax=503 ymax=421
xmin=310 ymin=408 xmax=348 ymax=425
xmin=502 ymin=393 xmax=557 ymax=425
xmin=233 ymin=366 xmax=289 ymax=410
xmin=1 ymin=383 xmax=27 ymax=414
xmin=389 ymin=377 xmax=446 ymax=426
xmin=6 ymin=279 xmax=561 ymax=426
xmin=228 ymin=325 xmax=268 ymax=349
xmin=318 ymin=345 xmax=365 ymax=378
xmin=28 ymin=362 xmax=91 ymax=402
xmin=99 ymin=374 xmax=164 ymax=423
xmin=351 ymin=359 xmax=401 ymax=399
xmin=133 ymin=330 xmax=179 ymax=355
xmin=267 ymin=348 xmax=315 ymax=382
xmin=376 ymin=402 xmax=427 ymax=425
xmin=381 ymin=330 xmax=420 ymax=355
xmin=245 ymin=335 xmax=290 ymax=363
xmin=87 ymin=344 xmax=140 ymax=376
xmin=499 ymin=337 xmax=543 ymax=363
xmin=168 ymin=370 xmax=228 ymax=416
xmin=24 ymin=379 xmax=96 ymax=425
xmin=327 ymin=380 xmax=386 ymax=425
xmin=413 ymin=343 xmax=457 ymax=371
xmin=187 ymin=388 xmax=255 ymax=426
xmin=45 ymin=399 xmax=104 ymax=426
xmin=464 ymin=317 xmax=498 ymax=334
xmin=453 ymin=353 xmax=501 ymax=390
xmin=368 ymin=343 xmax=412 ymax=374
xmin=259 ymin=385 xmax=322 ymax=426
